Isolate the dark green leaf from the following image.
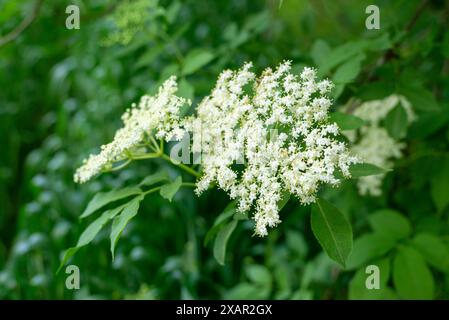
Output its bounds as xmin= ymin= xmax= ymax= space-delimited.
xmin=330 ymin=112 xmax=365 ymax=131
xmin=160 ymin=176 xmax=182 ymax=202
xmin=182 ymin=49 xmax=215 ymax=76
xmin=430 ymin=158 xmax=449 ymax=212
xmin=311 ymin=198 xmax=353 ymax=267
xmin=134 ymin=44 xmax=165 ymax=69
xmin=346 ymin=233 xmax=396 ymax=269
xmin=393 ymin=246 xmax=435 ymax=299
xmin=368 ymin=209 xmax=411 ymax=240
xmin=246 ymin=265 xmax=272 ymax=288
xmin=177 ymin=78 xmax=195 ymax=100
xmin=277 ymin=190 xmax=290 ymax=211
xmin=384 ymin=103 xmax=408 ymax=139
xmin=110 ymin=195 xmax=144 ymax=259
xmin=81 ymin=187 xmax=142 ymax=219
xmin=225 ymin=283 xmax=269 ymax=300
xmin=332 ymin=54 xmax=364 ymax=84
xmin=213 ymin=219 xmax=238 ymax=265
xmin=398 ymin=84 xmax=440 ymax=112
xmin=204 ymin=202 xmax=236 ymax=246
xmin=349 ymin=163 xmax=389 ymax=178
xmin=311 ymin=39 xmax=331 ymax=67
xmin=319 ymin=40 xmax=367 ymax=75
xmin=356 ymin=81 xmax=395 ymax=101
xmin=59 ymin=206 xmax=125 ymax=271
xmin=139 ymin=171 xmax=169 ymax=187
xmin=412 ymin=233 xmax=449 ymax=273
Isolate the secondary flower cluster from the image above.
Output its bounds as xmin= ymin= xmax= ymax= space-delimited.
xmin=75 ymin=62 xmax=358 ymax=236
xmin=74 ymin=76 xmax=189 ymax=183
xmin=185 ymin=62 xmax=358 ymax=236
xmin=343 ymin=94 xmax=414 ymax=196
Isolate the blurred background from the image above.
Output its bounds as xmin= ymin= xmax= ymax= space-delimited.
xmin=1 ymin=0 xmax=449 ymax=299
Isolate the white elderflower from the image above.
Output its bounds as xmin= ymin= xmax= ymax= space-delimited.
xmin=74 ymin=76 xmax=190 ymax=183
xmin=185 ymin=61 xmax=358 ymax=236
xmin=344 ymin=94 xmax=414 ymax=196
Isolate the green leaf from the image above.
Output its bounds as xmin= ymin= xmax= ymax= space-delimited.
xmin=330 ymin=112 xmax=365 ymax=131
xmin=384 ymin=103 xmax=408 ymax=139
xmin=430 ymin=158 xmax=449 ymax=212
xmin=225 ymin=283 xmax=269 ymax=300
xmin=78 ymin=206 xmax=124 ymax=247
xmin=311 ymin=198 xmax=353 ymax=267
xmin=204 ymin=202 xmax=236 ymax=246
xmin=213 ymin=219 xmax=238 ymax=265
xmin=57 ymin=247 xmax=80 ymax=273
xmin=368 ymin=209 xmax=412 ymax=240
xmin=349 ymin=163 xmax=389 ymax=178
xmin=177 ymin=78 xmax=195 ymax=101
xmin=348 ymin=258 xmax=396 ymax=300
xmin=319 ymin=40 xmax=367 ymax=75
xmin=246 ymin=265 xmax=272 ymax=288
xmin=80 ymin=187 xmax=142 ymax=219
xmin=182 ymin=49 xmax=215 ymax=76
xmin=412 ymin=233 xmax=449 ymax=273
xmin=311 ymin=39 xmax=331 ymax=67
xmin=110 ymin=196 xmax=144 ymax=259
xmin=58 ymin=206 xmax=125 ymax=272
xmin=366 ymin=33 xmax=392 ymax=51
xmin=139 ymin=171 xmax=169 ymax=187
xmin=242 ymin=10 xmax=270 ymax=34
xmin=277 ymin=190 xmax=290 ymax=211
xmin=134 ymin=44 xmax=165 ymax=69
xmin=409 ymin=110 xmax=449 ymax=139
xmin=159 ymin=176 xmax=182 ymax=202
xmin=393 ymin=246 xmax=435 ymax=299
xmin=346 ymin=233 xmax=396 ymax=270
xmin=356 ymin=81 xmax=395 ymax=101
xmin=332 ymin=54 xmax=364 ymax=84
xmin=398 ymin=84 xmax=440 ymax=112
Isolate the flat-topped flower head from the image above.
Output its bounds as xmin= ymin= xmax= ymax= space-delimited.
xmin=186 ymin=61 xmax=358 ymax=236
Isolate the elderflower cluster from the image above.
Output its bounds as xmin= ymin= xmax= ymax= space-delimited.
xmin=74 ymin=76 xmax=190 ymax=183
xmin=103 ymin=0 xmax=160 ymax=46
xmin=185 ymin=61 xmax=358 ymax=236
xmin=75 ymin=62 xmax=358 ymax=236
xmin=343 ymin=95 xmax=415 ymax=196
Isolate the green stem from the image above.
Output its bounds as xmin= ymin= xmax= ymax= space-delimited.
xmin=181 ymin=182 xmax=197 ymax=188
xmin=108 ymin=159 xmax=131 ymax=172
xmin=160 ymin=153 xmax=201 ymax=178
xmin=149 ymin=136 xmax=160 ymax=152
xmin=142 ymin=186 xmax=161 ymax=196
xmin=142 ymin=182 xmax=196 ymax=196
xmin=130 ymin=152 xmax=160 ymax=160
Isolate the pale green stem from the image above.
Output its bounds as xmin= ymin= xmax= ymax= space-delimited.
xmin=108 ymin=159 xmax=131 ymax=172
xmin=160 ymin=153 xmax=201 ymax=178
xmin=130 ymin=152 xmax=160 ymax=160
xmin=106 ymin=138 xmax=200 ymax=179
xmin=142 ymin=182 xmax=196 ymax=196
xmin=149 ymin=136 xmax=160 ymax=151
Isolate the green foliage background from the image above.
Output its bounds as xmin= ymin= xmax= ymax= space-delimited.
xmin=1 ymin=0 xmax=449 ymax=299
